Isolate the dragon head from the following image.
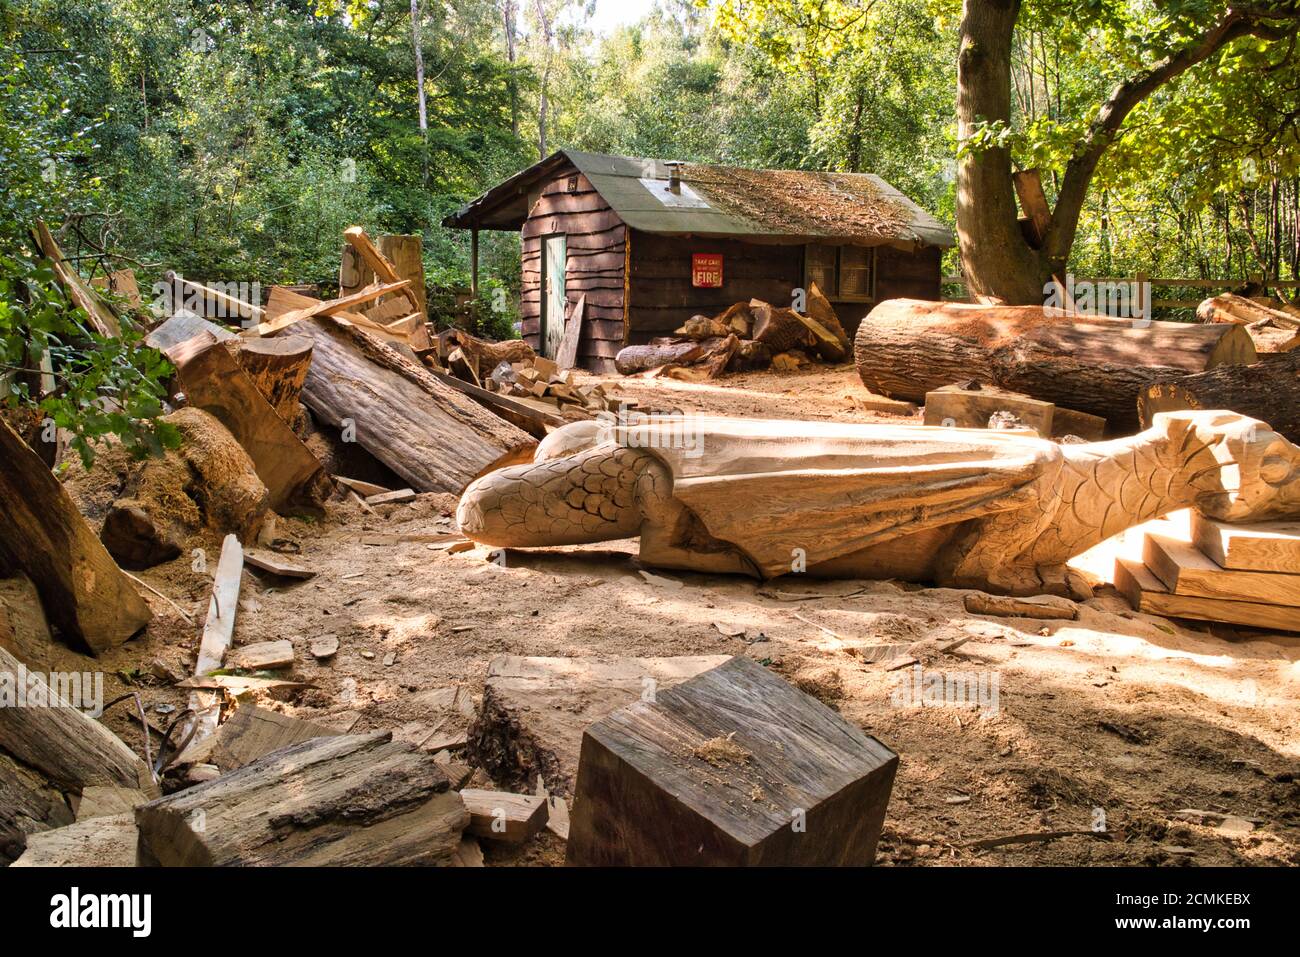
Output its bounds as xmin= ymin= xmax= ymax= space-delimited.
xmin=1156 ymin=411 xmax=1300 ymax=522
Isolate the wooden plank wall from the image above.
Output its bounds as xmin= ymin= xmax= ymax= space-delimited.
xmin=520 ymin=168 xmax=627 ymax=372
xmin=626 ymin=232 xmax=804 ymax=343
xmin=874 ymin=246 xmax=943 ymax=306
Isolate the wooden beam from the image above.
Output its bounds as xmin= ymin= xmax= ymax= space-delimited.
xmin=1143 ymin=532 xmax=1300 ymax=606
xmin=248 ymin=280 xmax=412 ymax=337
xmin=460 ymin=788 xmax=549 ymax=843
xmin=1191 ymin=513 xmax=1300 ymax=574
xmin=177 ymin=534 xmax=242 ymax=764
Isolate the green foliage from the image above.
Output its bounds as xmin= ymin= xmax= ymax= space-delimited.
xmin=0 ymin=22 xmax=177 ymax=467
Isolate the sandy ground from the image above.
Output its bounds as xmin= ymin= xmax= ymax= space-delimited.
xmin=40 ymin=364 xmax=1300 ymax=867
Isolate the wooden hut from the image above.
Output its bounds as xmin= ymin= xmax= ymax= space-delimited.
xmin=444 ymin=150 xmax=954 ymax=372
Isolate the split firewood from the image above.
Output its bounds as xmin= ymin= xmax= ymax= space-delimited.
xmin=135 ymin=732 xmax=468 ymax=866
xmin=166 ymin=332 xmax=327 ymax=511
xmin=555 ymin=294 xmax=586 ymax=371
xmin=10 ymin=814 xmax=140 ymax=867
xmin=963 ymin=592 xmax=1078 ymax=621
xmin=0 ymin=416 xmax=152 ymax=653
xmin=226 ymin=639 xmax=294 ymax=672
xmin=210 ymin=705 xmax=339 ymax=771
xmin=750 ymin=299 xmax=817 ymax=354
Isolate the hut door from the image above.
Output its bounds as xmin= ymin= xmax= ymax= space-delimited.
xmin=542 ymin=234 xmax=567 ymax=359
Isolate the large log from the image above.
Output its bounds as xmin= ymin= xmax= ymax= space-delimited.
xmin=135 ymin=732 xmax=468 ymax=866
xmin=1138 ymin=351 xmax=1300 ymax=444
xmin=275 ymin=315 xmax=533 ymax=493
xmin=566 ymin=656 xmax=898 ymax=866
xmin=0 ymin=417 xmax=151 ymax=653
xmin=615 ymin=340 xmax=708 ymax=375
xmin=854 ymin=299 xmax=1257 ymax=430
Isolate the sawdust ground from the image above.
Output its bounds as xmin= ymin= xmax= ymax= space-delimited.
xmin=52 ymin=364 xmax=1300 ymax=868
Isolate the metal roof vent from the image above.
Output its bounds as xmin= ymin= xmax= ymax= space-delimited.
xmin=666 ymin=161 xmax=684 ymax=195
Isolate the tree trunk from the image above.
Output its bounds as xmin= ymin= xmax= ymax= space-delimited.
xmin=233 ymin=335 xmax=314 ymax=424
xmin=855 ymin=298 xmax=1257 ymax=430
xmin=956 ymin=0 xmax=1047 ymax=304
xmin=278 ymin=315 xmax=534 ymax=493
xmin=1138 ymin=351 xmax=1300 ymax=444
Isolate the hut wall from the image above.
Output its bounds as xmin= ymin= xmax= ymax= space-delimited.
xmin=520 ymin=169 xmax=627 ymax=371
xmin=625 ymin=231 xmax=804 ymax=342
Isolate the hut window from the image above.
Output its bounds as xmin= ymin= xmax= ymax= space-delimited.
xmin=566 ymin=175 xmax=579 ymax=193
xmin=806 ymin=244 xmax=875 ymax=302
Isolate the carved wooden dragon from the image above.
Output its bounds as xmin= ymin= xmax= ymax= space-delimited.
xmin=457 ymin=411 xmax=1300 ymax=597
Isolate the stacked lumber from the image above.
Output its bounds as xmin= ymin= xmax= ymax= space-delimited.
xmin=613 ymin=283 xmax=851 ymax=379
xmin=1114 ymin=515 xmax=1300 ymax=633
xmin=855 ymin=299 xmax=1257 ymax=431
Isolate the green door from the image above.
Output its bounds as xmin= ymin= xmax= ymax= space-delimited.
xmin=542 ymin=234 xmax=567 ymax=359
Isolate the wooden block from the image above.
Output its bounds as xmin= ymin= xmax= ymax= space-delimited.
xmin=1144 ymin=532 xmax=1300 ymax=606
xmin=1115 ymin=558 xmax=1300 ymax=633
xmin=11 ymin=813 xmax=139 ymax=867
xmin=334 ymin=475 xmax=392 ymax=498
xmin=1191 ymin=513 xmax=1300 ymax=573
xmin=364 ymin=488 xmax=417 ymax=506
xmin=1050 ymin=404 xmax=1106 ymax=441
xmin=532 ymin=356 xmax=558 ymax=380
xmin=566 ymin=656 xmax=898 ymax=866
xmin=963 ymin=592 xmax=1078 ymax=620
xmin=227 ymin=639 xmax=295 ymax=671
xmin=135 ymin=732 xmax=468 ymax=866
xmin=924 ymin=384 xmax=1055 ymax=436
xmin=460 ymin=788 xmax=549 ymax=844
xmin=244 ymin=548 xmax=316 ymax=580
xmin=469 ymin=654 xmax=730 ymax=798
xmin=211 ymin=705 xmax=340 ymax=770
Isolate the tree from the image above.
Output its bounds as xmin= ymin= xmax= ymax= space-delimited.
xmin=957 ymin=0 xmax=1300 ymax=303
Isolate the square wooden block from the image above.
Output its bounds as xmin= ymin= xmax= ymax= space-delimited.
xmin=566 ymin=656 xmax=898 ymax=866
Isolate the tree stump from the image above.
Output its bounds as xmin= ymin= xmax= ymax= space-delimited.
xmin=566 ymin=656 xmax=898 ymax=866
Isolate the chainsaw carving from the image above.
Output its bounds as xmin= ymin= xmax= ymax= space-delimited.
xmin=457 ymin=411 xmax=1300 ymax=597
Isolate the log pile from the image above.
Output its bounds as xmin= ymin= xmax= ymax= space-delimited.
xmin=613 ymin=283 xmax=851 ymax=379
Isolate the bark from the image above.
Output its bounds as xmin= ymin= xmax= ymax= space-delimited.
xmin=1138 ymin=351 xmax=1300 ymax=444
